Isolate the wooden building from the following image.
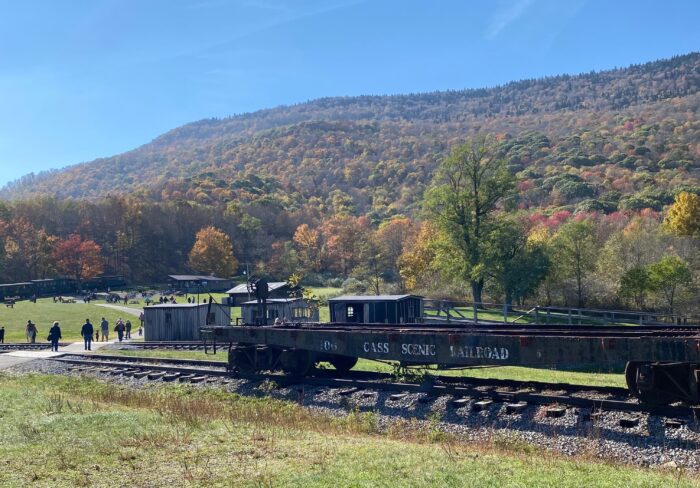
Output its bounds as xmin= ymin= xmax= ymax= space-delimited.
xmin=328 ymin=295 xmax=424 ymax=324
xmin=168 ymin=275 xmax=233 ymax=293
xmin=226 ymin=281 xmax=293 ymax=306
xmin=144 ymin=302 xmax=231 ymax=341
xmin=241 ymin=298 xmax=319 ymax=325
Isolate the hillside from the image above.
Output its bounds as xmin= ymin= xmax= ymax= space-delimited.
xmin=2 ymin=52 xmax=700 ymax=218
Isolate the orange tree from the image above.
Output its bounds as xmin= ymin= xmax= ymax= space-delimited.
xmin=188 ymin=226 xmax=238 ymax=277
xmin=53 ymin=234 xmax=104 ymax=285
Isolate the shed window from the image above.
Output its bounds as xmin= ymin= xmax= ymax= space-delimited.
xmin=292 ymin=307 xmax=312 ymax=319
xmin=165 ymin=313 xmax=172 ymax=325
xmin=346 ymin=306 xmax=354 ymax=319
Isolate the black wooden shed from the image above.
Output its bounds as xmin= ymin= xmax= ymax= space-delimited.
xmin=328 ymin=295 xmax=424 ymax=324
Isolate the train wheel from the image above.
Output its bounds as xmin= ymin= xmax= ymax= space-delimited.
xmin=229 ymin=346 xmax=256 ymax=375
xmin=625 ymin=362 xmax=679 ymax=406
xmin=329 ymin=355 xmax=358 ymax=373
xmin=279 ymin=349 xmax=315 ymax=376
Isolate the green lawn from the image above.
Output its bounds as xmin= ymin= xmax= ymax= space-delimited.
xmin=0 ymin=374 xmax=695 ymax=487
xmin=0 ymin=298 xmax=142 ymax=342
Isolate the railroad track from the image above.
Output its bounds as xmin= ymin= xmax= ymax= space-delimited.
xmin=50 ymin=354 xmax=700 ymax=422
xmin=0 ymin=343 xmax=68 ymax=352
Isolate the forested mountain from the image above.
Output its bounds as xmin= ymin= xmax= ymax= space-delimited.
xmin=0 ymin=53 xmax=699 ymax=314
xmin=2 ymin=52 xmax=699 ymax=218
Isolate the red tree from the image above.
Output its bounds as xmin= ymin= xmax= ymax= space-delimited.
xmin=53 ymin=234 xmax=104 ymax=283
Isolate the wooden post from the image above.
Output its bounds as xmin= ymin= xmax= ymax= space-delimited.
xmin=503 ymin=302 xmax=508 ymax=324
xmin=534 ymin=306 xmax=539 ymax=325
xmin=567 ymin=309 xmax=572 ymax=325
xmin=473 ymin=303 xmax=478 ymax=325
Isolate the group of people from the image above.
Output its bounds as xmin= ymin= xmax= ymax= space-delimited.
xmin=79 ymin=317 xmax=141 ymax=350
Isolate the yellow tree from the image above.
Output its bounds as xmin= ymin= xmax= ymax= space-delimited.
xmin=188 ymin=226 xmax=238 ymax=277
xmin=664 ymin=192 xmax=700 ymax=237
xmin=398 ymin=222 xmax=440 ymax=292
xmin=293 ymin=224 xmax=321 ymax=272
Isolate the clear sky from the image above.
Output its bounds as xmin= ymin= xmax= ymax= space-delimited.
xmin=0 ymin=0 xmax=698 ymax=186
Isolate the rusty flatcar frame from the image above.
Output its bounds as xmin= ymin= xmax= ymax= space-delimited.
xmin=203 ymin=323 xmax=700 ymax=368
xmin=202 ymin=322 xmax=700 ymax=404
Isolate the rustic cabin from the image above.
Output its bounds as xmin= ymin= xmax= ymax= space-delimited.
xmin=168 ymin=275 xmax=233 ymax=293
xmin=144 ymin=302 xmax=231 ymax=341
xmin=328 ymin=295 xmax=424 ymax=324
xmin=241 ymin=298 xmax=319 ymax=324
xmin=226 ymin=281 xmax=294 ymax=306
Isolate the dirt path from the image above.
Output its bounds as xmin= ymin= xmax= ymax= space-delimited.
xmin=95 ymin=304 xmax=143 ymax=317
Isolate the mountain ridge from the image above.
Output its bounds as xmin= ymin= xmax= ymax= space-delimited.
xmin=2 ymin=52 xmax=699 ymax=211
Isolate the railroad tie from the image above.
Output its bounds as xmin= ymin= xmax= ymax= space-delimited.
xmin=505 ymin=402 xmax=528 ymax=414
xmin=189 ymin=376 xmax=208 ymax=383
xmin=389 ymin=393 xmax=408 ymax=402
xmin=472 ymin=399 xmax=493 ymax=412
xmin=451 ymin=398 xmax=470 ymax=408
xmin=619 ymin=416 xmax=640 ymax=428
xmin=178 ymin=374 xmax=196 ymax=382
xmin=133 ymin=371 xmax=151 ymax=379
xmin=664 ymin=419 xmax=685 ymax=429
xmin=337 ymin=387 xmax=358 ymax=397
xmin=162 ymin=373 xmax=181 ymax=382
xmin=147 ymin=372 xmax=166 ymax=380
xmin=545 ymin=406 xmax=567 ymax=418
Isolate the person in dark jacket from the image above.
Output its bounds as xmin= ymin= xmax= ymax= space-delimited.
xmin=81 ymin=319 xmax=94 ymax=351
xmin=125 ymin=319 xmax=132 ymax=339
xmin=114 ymin=318 xmax=125 ymax=342
xmin=48 ymin=321 xmax=62 ymax=352
xmin=0 ymin=326 xmax=4 ymax=343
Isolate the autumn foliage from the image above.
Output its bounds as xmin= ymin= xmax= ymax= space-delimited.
xmin=187 ymin=226 xmax=238 ymax=277
xmin=52 ymin=234 xmax=104 ymax=283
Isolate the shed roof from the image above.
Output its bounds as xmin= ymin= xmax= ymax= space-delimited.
xmin=241 ymin=298 xmax=316 ymax=305
xmin=146 ymin=303 xmax=210 ymax=309
xmin=226 ymin=282 xmax=288 ymax=294
xmin=328 ymin=295 xmax=422 ymax=302
xmin=168 ymin=275 xmax=229 ymax=282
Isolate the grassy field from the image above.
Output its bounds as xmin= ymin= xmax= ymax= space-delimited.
xmin=98 ymin=349 xmax=626 ymax=388
xmin=0 ymin=373 xmax=695 ymax=487
xmin=0 ymin=298 xmax=142 ymax=342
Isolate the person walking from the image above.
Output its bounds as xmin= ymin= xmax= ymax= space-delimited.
xmin=0 ymin=326 xmax=4 ymax=343
xmin=115 ymin=318 xmax=125 ymax=342
xmin=48 ymin=321 xmax=62 ymax=352
xmin=81 ymin=319 xmax=94 ymax=351
xmin=125 ymin=319 xmax=132 ymax=339
xmin=100 ymin=317 xmax=109 ymax=342
xmin=26 ymin=321 xmax=38 ymax=343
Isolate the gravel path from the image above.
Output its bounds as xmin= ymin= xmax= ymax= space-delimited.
xmin=6 ymin=359 xmax=700 ymax=472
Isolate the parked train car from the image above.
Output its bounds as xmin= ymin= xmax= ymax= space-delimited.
xmin=202 ymin=294 xmax=700 ymax=406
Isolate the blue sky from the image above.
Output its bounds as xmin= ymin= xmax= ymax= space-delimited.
xmin=0 ymin=0 xmax=698 ymax=186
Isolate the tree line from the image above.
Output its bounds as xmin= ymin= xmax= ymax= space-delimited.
xmin=0 ymin=137 xmax=697 ymax=316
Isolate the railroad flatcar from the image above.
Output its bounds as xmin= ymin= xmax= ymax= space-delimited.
xmin=202 ymin=294 xmax=700 ymax=406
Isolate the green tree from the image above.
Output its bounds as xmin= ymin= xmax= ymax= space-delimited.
xmin=484 ymin=218 xmax=550 ymax=308
xmin=552 ymin=220 xmax=598 ymax=307
xmin=619 ymin=266 xmax=653 ymax=309
xmin=424 ymin=136 xmax=514 ymax=304
xmin=648 ymin=256 xmax=692 ymax=314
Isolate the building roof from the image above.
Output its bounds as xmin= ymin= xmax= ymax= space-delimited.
xmin=241 ymin=298 xmax=315 ymax=305
xmin=146 ymin=303 xmax=210 ymax=309
xmin=168 ymin=275 xmax=229 ymax=282
xmin=226 ymin=281 xmax=288 ymax=294
xmin=329 ymin=295 xmax=422 ymax=302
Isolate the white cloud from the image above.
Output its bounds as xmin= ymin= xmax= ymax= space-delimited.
xmin=486 ymin=0 xmax=534 ymax=40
